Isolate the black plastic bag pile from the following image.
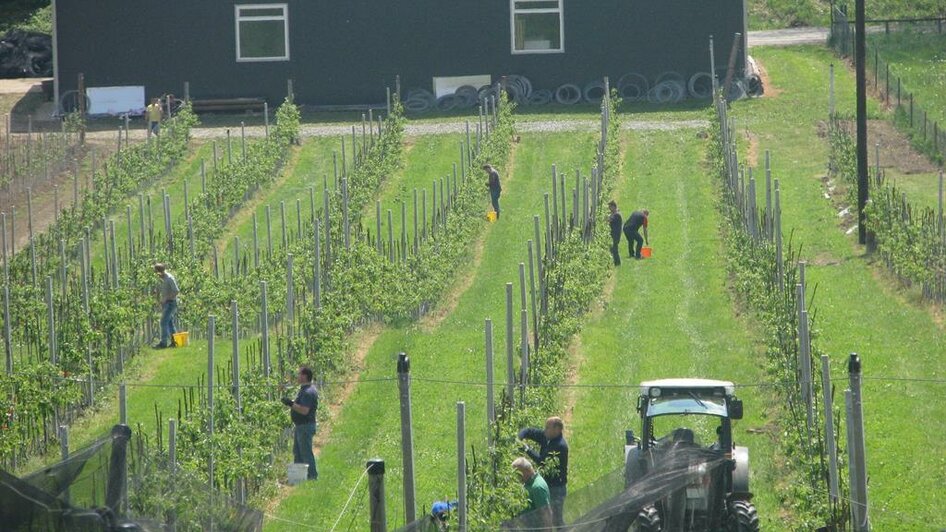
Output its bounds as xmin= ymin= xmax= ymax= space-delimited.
xmin=0 ymin=29 xmax=52 ymax=78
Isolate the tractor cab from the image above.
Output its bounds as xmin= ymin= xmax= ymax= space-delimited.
xmin=623 ymin=379 xmax=757 ymax=531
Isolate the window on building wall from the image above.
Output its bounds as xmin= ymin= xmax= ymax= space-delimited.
xmin=511 ymin=0 xmax=564 ymax=54
xmin=235 ymin=4 xmax=290 ymax=62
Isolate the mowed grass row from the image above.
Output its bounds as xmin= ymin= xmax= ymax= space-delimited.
xmin=566 ymin=130 xmax=786 ymax=528
xmin=269 ymin=131 xmax=598 ymax=530
xmin=734 ymin=46 xmax=946 ymax=530
xmin=363 ymin=134 xmax=464 ymax=241
xmin=219 ymin=137 xmax=336 ymax=260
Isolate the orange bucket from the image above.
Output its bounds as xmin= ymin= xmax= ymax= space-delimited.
xmin=641 ymin=246 xmax=652 ymax=258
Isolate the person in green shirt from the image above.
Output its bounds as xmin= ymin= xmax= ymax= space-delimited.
xmin=512 ymin=457 xmax=553 ymax=528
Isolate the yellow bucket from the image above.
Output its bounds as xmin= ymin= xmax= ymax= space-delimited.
xmin=486 ymin=211 xmax=497 ymax=222
xmin=172 ymin=331 xmax=189 ymax=347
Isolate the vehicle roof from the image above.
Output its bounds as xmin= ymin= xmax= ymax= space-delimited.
xmin=640 ymin=378 xmax=736 ymax=396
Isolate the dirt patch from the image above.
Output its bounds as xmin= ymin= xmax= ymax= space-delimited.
xmin=808 ymin=252 xmax=843 ymax=267
xmin=753 ymin=58 xmax=783 ymax=98
xmin=1 ymin=140 xmax=116 ymax=253
xmin=833 ymin=119 xmax=939 ymax=175
xmin=746 ymin=132 xmax=760 ymax=168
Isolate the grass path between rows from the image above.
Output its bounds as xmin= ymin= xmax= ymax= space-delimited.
xmin=565 ymin=130 xmax=788 ymax=528
xmin=363 ymin=134 xmax=462 ymax=241
xmin=268 ymin=131 xmax=597 ymax=530
xmin=736 ymin=46 xmax=946 ymax=531
xmin=219 ymin=137 xmax=336 ymax=260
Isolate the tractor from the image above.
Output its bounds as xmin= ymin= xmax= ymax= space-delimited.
xmin=622 ymin=379 xmax=758 ymax=531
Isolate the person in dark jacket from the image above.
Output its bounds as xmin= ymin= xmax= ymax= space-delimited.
xmin=483 ymin=164 xmax=502 ymax=219
xmin=623 ymin=209 xmax=650 ymax=259
xmin=607 ymin=200 xmax=623 ymax=266
xmin=282 ymin=366 xmax=319 ymax=480
xmin=518 ymin=416 xmax=569 ymax=527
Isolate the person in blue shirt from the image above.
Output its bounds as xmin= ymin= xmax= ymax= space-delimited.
xmin=282 ymin=366 xmax=319 ymax=480
xmin=483 ymin=164 xmax=502 ymax=219
xmin=519 ymin=416 xmax=569 ymax=527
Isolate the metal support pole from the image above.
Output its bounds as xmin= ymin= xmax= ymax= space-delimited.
xmin=520 ymin=309 xmax=529 ymax=396
xmin=397 ymin=353 xmax=416 ymax=523
xmin=208 ymin=315 xmax=216 ymax=506
xmin=46 ymin=276 xmax=56 ymax=364
xmin=59 ymin=425 xmax=70 ymax=503
xmin=367 ymin=459 xmax=387 ymax=532
xmin=231 ymin=301 xmax=241 ymax=412
xmin=342 ymin=178 xmax=351 ymax=250
xmin=847 ymin=354 xmax=870 ymax=531
xmin=119 ymin=382 xmax=127 ymax=424
xmin=855 ymin=0 xmax=869 ymax=244
xmin=821 ymin=355 xmax=839 ymax=502
xmin=485 ymin=318 xmax=495 ymax=441
xmin=314 ymin=220 xmax=322 ymax=308
xmin=286 ymin=253 xmax=295 ymax=335
xmin=2 ymin=284 xmax=10 ymax=374
xmin=505 ymin=283 xmax=515 ymax=404
xmin=261 ymin=281 xmax=271 ymax=377
xmin=457 ymin=402 xmax=467 ymax=531
xmin=169 ymin=418 xmax=177 ymax=472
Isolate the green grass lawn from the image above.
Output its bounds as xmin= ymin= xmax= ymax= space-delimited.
xmin=748 ymin=0 xmax=945 ymax=30
xmin=219 ymin=137 xmax=336 ymax=261
xmin=870 ymin=31 xmax=946 ymax=130
xmin=881 ymin=168 xmax=943 ymax=212
xmin=268 ymin=131 xmax=597 ymax=530
xmin=567 ymin=130 xmax=787 ymax=528
xmin=732 ymin=45 xmax=946 ymax=531
xmin=362 ymin=134 xmax=464 ymax=243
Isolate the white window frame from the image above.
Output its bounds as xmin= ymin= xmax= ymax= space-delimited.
xmin=510 ymin=0 xmax=565 ymax=55
xmin=235 ymin=3 xmax=290 ymax=63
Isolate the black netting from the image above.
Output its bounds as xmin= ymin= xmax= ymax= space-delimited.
xmin=1 ymin=424 xmax=263 ymax=532
xmin=502 ymin=447 xmax=729 ymax=531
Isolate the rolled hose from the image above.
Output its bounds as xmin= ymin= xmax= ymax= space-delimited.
xmin=526 ymin=89 xmax=553 ymax=106
xmin=454 ymin=85 xmax=479 ymax=108
xmin=583 ymin=80 xmax=607 ymax=103
xmin=504 ymin=75 xmax=533 ymax=103
xmin=655 ymin=71 xmax=685 ymax=85
xmin=404 ymin=89 xmax=435 ymax=112
xmin=646 ymin=80 xmax=686 ymax=104
xmin=727 ymin=80 xmax=747 ymax=101
xmin=687 ymin=73 xmax=714 ymax=99
xmin=617 ymin=73 xmax=649 ymax=102
xmin=555 ymin=84 xmax=582 ymax=105
xmin=436 ymin=94 xmax=459 ymax=111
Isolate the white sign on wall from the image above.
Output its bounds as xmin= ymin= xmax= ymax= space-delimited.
xmin=86 ymin=86 xmax=146 ymax=116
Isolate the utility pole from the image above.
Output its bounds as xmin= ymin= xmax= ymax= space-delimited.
xmin=855 ymin=0 xmax=869 ymax=244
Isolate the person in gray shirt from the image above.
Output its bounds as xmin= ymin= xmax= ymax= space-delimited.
xmin=153 ymin=263 xmax=179 ymax=348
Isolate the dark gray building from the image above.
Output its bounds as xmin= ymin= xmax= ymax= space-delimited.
xmin=53 ymin=0 xmax=747 ymax=107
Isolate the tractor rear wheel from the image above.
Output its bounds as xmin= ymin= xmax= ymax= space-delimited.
xmin=727 ymin=500 xmax=759 ymax=532
xmin=632 ymin=505 xmax=661 ymax=531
